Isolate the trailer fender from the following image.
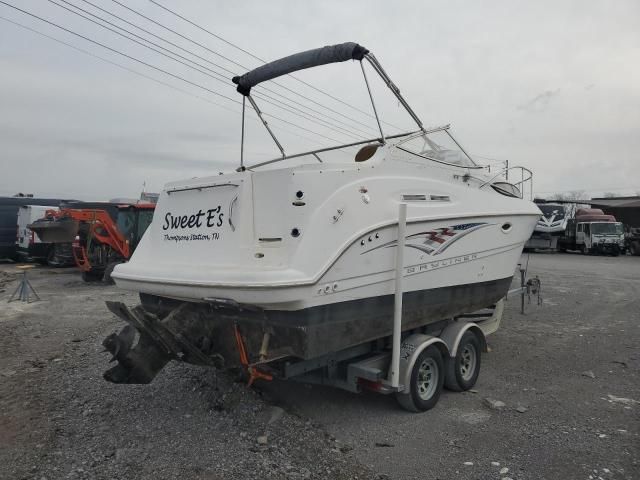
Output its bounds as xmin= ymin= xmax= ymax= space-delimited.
xmin=399 ymin=334 xmax=449 ymax=394
xmin=439 ymin=322 xmax=487 ymax=358
xmin=477 ymin=299 xmax=505 ymax=337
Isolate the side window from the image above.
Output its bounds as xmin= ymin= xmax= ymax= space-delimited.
xmin=117 ymin=211 xmax=136 ymax=240
xmin=137 ymin=210 xmax=154 ymax=239
xmin=577 ymin=224 xmax=582 ymax=233
xmin=584 ymin=224 xmax=590 ymax=235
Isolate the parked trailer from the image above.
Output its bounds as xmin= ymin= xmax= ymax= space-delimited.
xmin=278 ymin=302 xmax=504 ymax=411
xmin=258 ymin=267 xmax=538 ymax=412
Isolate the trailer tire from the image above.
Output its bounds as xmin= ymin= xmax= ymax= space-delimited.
xmin=45 ymin=246 xmax=57 ymax=267
xmin=395 ymin=345 xmax=444 ymax=412
xmin=630 ymin=241 xmax=640 ymax=256
xmin=444 ymin=331 xmax=481 ymax=392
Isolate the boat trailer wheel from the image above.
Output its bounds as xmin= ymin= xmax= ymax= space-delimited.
xmin=459 ymin=343 xmax=477 ymax=381
xmin=396 ymin=345 xmax=444 ymax=412
xmin=444 ymin=331 xmax=481 ymax=392
xmin=417 ymin=357 xmax=439 ymax=400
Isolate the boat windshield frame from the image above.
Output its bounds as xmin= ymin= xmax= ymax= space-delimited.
xmin=233 ymin=43 xmax=445 ymax=171
xmin=393 ymin=127 xmax=483 ymax=170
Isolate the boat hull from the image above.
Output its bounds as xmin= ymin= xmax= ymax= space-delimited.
xmin=114 ymin=212 xmax=536 ymax=311
xmin=258 ymin=276 xmax=512 ymax=359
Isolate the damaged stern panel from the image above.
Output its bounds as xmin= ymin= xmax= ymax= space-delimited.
xmin=102 ymin=299 xmax=292 ymax=384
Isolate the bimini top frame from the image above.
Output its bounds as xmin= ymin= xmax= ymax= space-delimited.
xmin=231 ymin=42 xmax=426 ymax=171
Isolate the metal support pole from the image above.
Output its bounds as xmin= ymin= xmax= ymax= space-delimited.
xmin=389 ymin=202 xmax=407 ymax=388
xmin=247 ymin=95 xmax=286 ymax=158
xmin=443 ymin=129 xmax=474 ymax=165
xmin=360 ymin=61 xmax=385 ymax=143
xmin=240 ymin=96 xmax=246 ymax=169
xmin=520 ymin=265 xmax=526 ymax=314
xmin=247 ymin=130 xmax=420 ymax=170
xmin=365 ymin=54 xmax=424 ymax=132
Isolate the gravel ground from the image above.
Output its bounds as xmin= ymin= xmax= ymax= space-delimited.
xmin=265 ymin=253 xmax=640 ymax=480
xmin=1 ymin=253 xmax=638 ymax=480
xmin=0 ymin=267 xmax=379 ymax=480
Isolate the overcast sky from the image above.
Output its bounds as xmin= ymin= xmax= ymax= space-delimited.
xmin=1 ymin=0 xmax=638 ymax=200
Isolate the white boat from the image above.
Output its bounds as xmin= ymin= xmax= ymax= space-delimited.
xmin=105 ymin=42 xmax=540 ymax=384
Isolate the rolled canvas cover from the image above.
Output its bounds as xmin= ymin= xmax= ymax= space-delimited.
xmin=232 ymin=42 xmax=368 ymax=94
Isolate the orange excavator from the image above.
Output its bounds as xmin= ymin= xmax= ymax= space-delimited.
xmin=30 ymin=202 xmax=155 ymax=282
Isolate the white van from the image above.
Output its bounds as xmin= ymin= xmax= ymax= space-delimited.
xmin=16 ymin=205 xmax=56 ymax=263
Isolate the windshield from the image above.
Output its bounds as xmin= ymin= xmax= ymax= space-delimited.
xmin=395 ymin=130 xmax=478 ymax=168
xmin=538 ymin=204 xmax=565 ymax=220
xmin=591 ymin=223 xmax=623 ymax=235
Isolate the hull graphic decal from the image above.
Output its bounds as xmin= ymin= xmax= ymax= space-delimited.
xmin=362 ymin=223 xmax=493 ymax=256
